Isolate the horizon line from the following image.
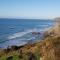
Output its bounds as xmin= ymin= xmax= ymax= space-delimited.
xmin=0 ymin=17 xmax=53 ymax=20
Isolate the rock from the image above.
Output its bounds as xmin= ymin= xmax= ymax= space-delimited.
xmin=10 ymin=45 xmax=19 ymax=50
xmin=32 ymin=32 xmax=41 ymax=35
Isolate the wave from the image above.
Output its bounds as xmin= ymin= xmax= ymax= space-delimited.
xmin=37 ymin=23 xmax=53 ymax=27
xmin=7 ymin=28 xmax=39 ymax=39
xmin=37 ymin=25 xmax=49 ymax=27
xmin=7 ymin=27 xmax=52 ymax=40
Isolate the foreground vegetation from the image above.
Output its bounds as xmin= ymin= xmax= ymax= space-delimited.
xmin=0 ymin=35 xmax=60 ymax=60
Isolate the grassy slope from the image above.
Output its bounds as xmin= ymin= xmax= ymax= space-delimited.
xmin=0 ymin=36 xmax=60 ymax=60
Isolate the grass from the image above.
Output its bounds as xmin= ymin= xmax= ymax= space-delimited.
xmin=0 ymin=36 xmax=60 ymax=60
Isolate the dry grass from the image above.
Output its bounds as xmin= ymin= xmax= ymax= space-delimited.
xmin=0 ymin=36 xmax=60 ymax=60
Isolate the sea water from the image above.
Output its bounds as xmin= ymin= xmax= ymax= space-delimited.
xmin=0 ymin=18 xmax=54 ymax=48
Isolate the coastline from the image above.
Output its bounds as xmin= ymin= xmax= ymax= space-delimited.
xmin=0 ymin=19 xmax=60 ymax=60
xmin=0 ymin=19 xmax=54 ymax=49
xmin=0 ymin=33 xmax=60 ymax=60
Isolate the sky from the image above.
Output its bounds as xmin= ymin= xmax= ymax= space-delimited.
xmin=0 ymin=0 xmax=60 ymax=19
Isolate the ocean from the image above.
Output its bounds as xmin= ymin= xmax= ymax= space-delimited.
xmin=0 ymin=19 xmax=54 ymax=48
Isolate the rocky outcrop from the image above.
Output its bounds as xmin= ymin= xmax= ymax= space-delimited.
xmin=32 ymin=32 xmax=41 ymax=35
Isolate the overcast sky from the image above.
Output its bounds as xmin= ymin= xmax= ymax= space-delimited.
xmin=0 ymin=0 xmax=60 ymax=19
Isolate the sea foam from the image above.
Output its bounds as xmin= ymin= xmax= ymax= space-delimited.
xmin=7 ymin=28 xmax=38 ymax=39
xmin=7 ymin=27 xmax=51 ymax=40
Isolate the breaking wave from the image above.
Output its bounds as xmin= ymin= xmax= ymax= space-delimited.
xmin=7 ymin=27 xmax=52 ymax=40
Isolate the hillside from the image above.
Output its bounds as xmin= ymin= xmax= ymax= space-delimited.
xmin=0 ymin=35 xmax=60 ymax=60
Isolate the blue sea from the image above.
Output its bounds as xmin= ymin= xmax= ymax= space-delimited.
xmin=0 ymin=19 xmax=54 ymax=48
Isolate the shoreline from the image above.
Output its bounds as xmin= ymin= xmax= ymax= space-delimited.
xmin=0 ymin=27 xmax=60 ymax=60
xmin=0 ymin=33 xmax=60 ymax=60
xmin=0 ymin=30 xmax=50 ymax=49
xmin=0 ymin=19 xmax=54 ymax=49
